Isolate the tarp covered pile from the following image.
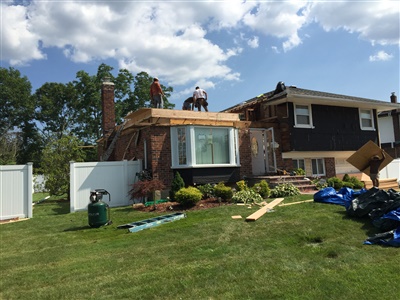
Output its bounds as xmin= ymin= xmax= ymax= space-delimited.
xmin=314 ymin=187 xmax=400 ymax=247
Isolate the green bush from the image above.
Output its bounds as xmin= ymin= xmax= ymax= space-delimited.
xmin=197 ymin=183 xmax=215 ymax=199
xmin=270 ymin=183 xmax=300 ymax=197
xmin=294 ymin=168 xmax=305 ymax=175
xmin=342 ymin=181 xmax=354 ymax=189
xmin=213 ymin=182 xmax=233 ymax=201
xmin=236 ymin=180 xmax=248 ymax=191
xmin=342 ymin=174 xmax=351 ymax=182
xmin=312 ymin=178 xmax=328 ymax=190
xmin=169 ymin=172 xmax=185 ymax=201
xmin=252 ymin=180 xmax=270 ymax=198
xmin=232 ymin=189 xmax=263 ymax=204
xmin=175 ymin=187 xmax=202 ymax=206
xmin=326 ymin=177 xmax=343 ymax=190
xmin=349 ymin=176 xmax=365 ymax=189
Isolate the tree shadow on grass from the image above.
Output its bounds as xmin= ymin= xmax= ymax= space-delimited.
xmin=51 ymin=199 xmax=70 ymax=215
xmin=63 ymin=225 xmax=92 ymax=232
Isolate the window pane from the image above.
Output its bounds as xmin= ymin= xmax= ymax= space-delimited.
xmin=177 ymin=128 xmax=186 ymax=165
xmin=296 ymin=105 xmax=309 ymax=116
xmin=297 ymin=115 xmax=310 ymax=125
xmin=194 ymin=128 xmax=229 ymax=164
xmin=362 ymin=118 xmax=372 ymax=127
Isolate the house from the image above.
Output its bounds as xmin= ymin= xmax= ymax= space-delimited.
xmin=97 ymin=79 xmax=400 ymax=192
xmin=378 ymin=92 xmax=400 ymax=158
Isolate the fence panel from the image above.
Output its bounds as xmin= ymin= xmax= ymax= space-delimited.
xmin=0 ymin=163 xmax=33 ymax=220
xmin=70 ymin=160 xmax=142 ymax=212
xmin=380 ymin=158 xmax=400 ymax=183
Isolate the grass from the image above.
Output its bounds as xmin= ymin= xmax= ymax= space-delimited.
xmin=1 ymin=194 xmax=398 ymax=299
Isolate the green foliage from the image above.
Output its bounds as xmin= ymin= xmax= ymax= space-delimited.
xmin=342 ymin=174 xmax=351 ymax=182
xmin=294 ymin=168 xmax=305 ymax=175
xmin=232 ymin=189 xmax=263 ymax=204
xmin=252 ymin=180 xmax=270 ymax=198
xmin=213 ymin=182 xmax=233 ymax=201
xmin=326 ymin=177 xmax=343 ymax=190
xmin=342 ymin=181 xmax=354 ymax=189
xmin=41 ymin=134 xmax=85 ymax=197
xmin=270 ymin=183 xmax=300 ymax=197
xmin=175 ymin=186 xmax=202 ymax=206
xmin=169 ymin=172 xmax=185 ymax=201
xmin=348 ymin=176 xmax=365 ymax=189
xmin=236 ymin=180 xmax=249 ymax=191
xmin=197 ymin=183 xmax=215 ymax=199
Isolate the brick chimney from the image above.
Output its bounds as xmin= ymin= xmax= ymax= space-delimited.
xmin=101 ymin=77 xmax=115 ymax=136
xmin=390 ymin=92 xmax=397 ymax=103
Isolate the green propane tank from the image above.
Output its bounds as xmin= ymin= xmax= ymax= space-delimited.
xmin=88 ymin=189 xmax=111 ymax=228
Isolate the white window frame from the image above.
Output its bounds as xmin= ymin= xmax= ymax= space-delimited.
xmin=293 ymin=159 xmax=305 ymax=170
xmin=170 ymin=126 xmax=240 ymax=168
xmin=294 ymin=103 xmax=314 ymax=128
xmin=359 ymin=108 xmax=375 ymax=131
xmin=311 ymin=158 xmax=325 ymax=176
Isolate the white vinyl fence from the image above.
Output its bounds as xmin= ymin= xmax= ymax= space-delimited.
xmin=0 ymin=163 xmax=33 ymax=220
xmin=70 ymin=160 xmax=142 ymax=212
xmin=380 ymin=158 xmax=400 ymax=184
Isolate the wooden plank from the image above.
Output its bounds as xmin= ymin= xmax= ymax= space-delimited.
xmin=245 ymin=198 xmax=284 ymax=222
xmin=346 ymin=140 xmax=393 ymax=176
xmin=279 ymin=199 xmax=313 ymax=206
xmin=231 ymin=215 xmax=242 ymax=219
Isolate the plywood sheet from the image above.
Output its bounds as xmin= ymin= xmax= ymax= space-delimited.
xmin=346 ymin=140 xmax=393 ymax=176
xmin=245 ymin=198 xmax=284 ymax=222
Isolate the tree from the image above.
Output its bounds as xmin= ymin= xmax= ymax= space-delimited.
xmin=0 ymin=67 xmax=34 ymax=136
xmin=41 ymin=134 xmax=85 ymax=197
xmin=34 ymin=82 xmax=78 ymax=140
xmin=0 ymin=131 xmax=20 ymax=165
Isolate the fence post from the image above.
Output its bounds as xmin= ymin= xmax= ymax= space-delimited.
xmin=70 ymin=161 xmax=75 ymax=213
xmin=27 ymin=163 xmax=33 ymax=218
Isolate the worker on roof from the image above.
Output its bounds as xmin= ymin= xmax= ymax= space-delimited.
xmin=150 ymin=77 xmax=165 ymax=109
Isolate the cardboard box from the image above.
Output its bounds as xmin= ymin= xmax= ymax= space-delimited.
xmin=346 ymin=140 xmax=393 ymax=176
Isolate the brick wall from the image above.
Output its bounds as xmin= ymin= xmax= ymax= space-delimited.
xmin=325 ymin=157 xmax=336 ymax=178
xmin=101 ymin=81 xmax=115 ymax=136
xmin=239 ymin=128 xmax=251 ymax=179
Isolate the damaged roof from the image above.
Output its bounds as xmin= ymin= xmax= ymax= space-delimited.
xmin=222 ymin=84 xmax=400 ymax=113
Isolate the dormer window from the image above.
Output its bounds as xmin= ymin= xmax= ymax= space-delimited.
xmin=359 ymin=109 xmax=375 ymax=131
xmin=294 ymin=104 xmax=314 ymax=128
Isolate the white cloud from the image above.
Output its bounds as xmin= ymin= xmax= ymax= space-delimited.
xmin=247 ymin=36 xmax=259 ymax=48
xmin=309 ymin=1 xmax=400 ymax=46
xmin=369 ymin=50 xmax=393 ymax=62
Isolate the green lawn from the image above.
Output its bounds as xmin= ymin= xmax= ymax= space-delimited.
xmin=1 ymin=194 xmax=398 ymax=300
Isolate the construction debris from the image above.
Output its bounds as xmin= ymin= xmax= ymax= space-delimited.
xmin=279 ymin=199 xmax=313 ymax=206
xmin=245 ymin=198 xmax=284 ymax=222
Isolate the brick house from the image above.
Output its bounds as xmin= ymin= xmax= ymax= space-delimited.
xmin=98 ymin=79 xmax=400 ymax=190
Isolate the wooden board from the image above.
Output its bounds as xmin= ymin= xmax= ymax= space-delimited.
xmin=245 ymin=198 xmax=284 ymax=222
xmin=346 ymin=140 xmax=393 ymax=176
xmin=278 ymin=199 xmax=313 ymax=206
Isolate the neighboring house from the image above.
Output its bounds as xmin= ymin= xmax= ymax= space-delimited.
xmin=97 ymin=79 xmax=400 ymax=191
xmin=378 ymin=92 xmax=400 ymax=158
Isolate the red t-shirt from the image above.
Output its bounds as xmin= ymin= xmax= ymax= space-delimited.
xmin=150 ymin=81 xmax=163 ymax=97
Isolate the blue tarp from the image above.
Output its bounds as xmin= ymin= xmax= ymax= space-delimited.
xmin=314 ymin=187 xmax=400 ymax=247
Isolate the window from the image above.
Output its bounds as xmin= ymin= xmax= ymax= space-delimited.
xmin=359 ymin=109 xmax=375 ymax=130
xmin=312 ymin=158 xmax=325 ymax=176
xmin=294 ymin=104 xmax=314 ymax=128
xmin=171 ymin=126 xmax=239 ymax=168
xmin=293 ymin=159 xmax=305 ymax=170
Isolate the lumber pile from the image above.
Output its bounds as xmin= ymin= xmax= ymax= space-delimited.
xmin=360 ymin=173 xmax=399 ymax=190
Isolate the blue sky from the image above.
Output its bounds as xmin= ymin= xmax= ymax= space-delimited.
xmin=1 ymin=0 xmax=399 ymax=112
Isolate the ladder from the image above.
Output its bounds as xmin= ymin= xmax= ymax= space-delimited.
xmin=101 ymin=120 xmax=126 ymax=161
xmin=117 ymin=212 xmax=186 ymax=233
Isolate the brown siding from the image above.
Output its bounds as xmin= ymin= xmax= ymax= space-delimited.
xmin=101 ymin=82 xmax=115 ymax=136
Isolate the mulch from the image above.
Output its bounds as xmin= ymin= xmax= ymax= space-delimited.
xmin=133 ymin=198 xmax=233 ymax=213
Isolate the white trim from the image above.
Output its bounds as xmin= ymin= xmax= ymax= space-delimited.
xmin=359 ymin=108 xmax=375 ymax=131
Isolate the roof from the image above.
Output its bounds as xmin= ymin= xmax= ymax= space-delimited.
xmin=222 ymin=85 xmax=400 ymax=113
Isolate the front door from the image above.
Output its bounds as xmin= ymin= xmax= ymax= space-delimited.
xmin=250 ymin=128 xmax=277 ymax=175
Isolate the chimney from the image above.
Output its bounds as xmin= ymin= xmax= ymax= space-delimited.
xmin=390 ymin=92 xmax=397 ymax=103
xmin=101 ymin=77 xmax=115 ymax=136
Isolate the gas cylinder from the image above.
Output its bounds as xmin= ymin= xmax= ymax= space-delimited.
xmin=88 ymin=189 xmax=111 ymax=228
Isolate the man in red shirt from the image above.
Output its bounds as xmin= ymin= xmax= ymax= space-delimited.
xmin=150 ymin=77 xmax=165 ymax=108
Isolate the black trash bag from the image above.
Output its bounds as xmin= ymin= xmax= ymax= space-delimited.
xmin=364 ymin=227 xmax=400 ymax=247
xmin=372 ymin=207 xmax=400 ymax=231
xmin=346 ymin=187 xmax=392 ymax=218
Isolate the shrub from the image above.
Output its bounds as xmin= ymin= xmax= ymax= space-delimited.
xmin=175 ymin=186 xmax=202 ymax=206
xmin=236 ymin=180 xmax=248 ymax=191
xmin=213 ymin=182 xmax=233 ymax=201
xmin=349 ymin=176 xmax=365 ymax=189
xmin=342 ymin=181 xmax=354 ymax=189
xmin=169 ymin=172 xmax=185 ymax=201
xmin=232 ymin=189 xmax=263 ymax=204
xmin=129 ymin=179 xmax=165 ymax=200
xmin=294 ymin=168 xmax=305 ymax=175
xmin=326 ymin=177 xmax=343 ymax=190
xmin=342 ymin=174 xmax=351 ymax=182
xmin=312 ymin=177 xmax=328 ymax=190
xmin=252 ymin=180 xmax=270 ymax=198
xmin=270 ymin=183 xmax=300 ymax=197
xmin=197 ymin=183 xmax=215 ymax=199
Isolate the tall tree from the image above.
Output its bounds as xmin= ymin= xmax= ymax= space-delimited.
xmin=35 ymin=82 xmax=78 ymax=140
xmin=41 ymin=134 xmax=85 ymax=197
xmin=0 ymin=67 xmax=34 ymax=136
